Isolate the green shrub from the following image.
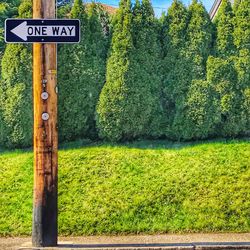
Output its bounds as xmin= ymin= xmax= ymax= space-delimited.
xmin=233 ymin=0 xmax=250 ymax=50
xmin=186 ymin=0 xmax=213 ymax=80
xmin=97 ymin=0 xmax=162 ymax=142
xmin=234 ymin=0 xmax=250 ymax=132
xmin=204 ymin=0 xmax=250 ymax=138
xmin=207 ymin=56 xmax=245 ymax=137
xmin=161 ymin=0 xmax=189 ymax=138
xmin=130 ymin=0 xmax=163 ymax=138
xmin=0 ymin=0 xmax=32 ymax=148
xmin=58 ymin=0 xmax=107 ymax=142
xmin=0 ymin=1 xmax=20 ymax=59
xmin=214 ymin=0 xmax=235 ymax=57
xmin=232 ymin=0 xmax=250 ymax=134
xmin=161 ymin=0 xmax=213 ymax=140
xmin=184 ymin=80 xmax=218 ymax=139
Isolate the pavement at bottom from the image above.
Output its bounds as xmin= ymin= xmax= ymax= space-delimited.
xmin=1 ymin=233 xmax=250 ymax=250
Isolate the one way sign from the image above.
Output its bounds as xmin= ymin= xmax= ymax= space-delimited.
xmin=5 ymin=19 xmax=80 ymax=43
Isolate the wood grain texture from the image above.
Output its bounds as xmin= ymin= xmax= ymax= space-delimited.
xmin=32 ymin=0 xmax=58 ymax=247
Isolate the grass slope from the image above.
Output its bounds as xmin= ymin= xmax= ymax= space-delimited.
xmin=0 ymin=139 xmax=249 ymax=236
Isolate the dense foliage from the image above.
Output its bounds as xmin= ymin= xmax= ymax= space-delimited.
xmin=96 ymin=0 xmax=163 ymax=141
xmin=0 ymin=0 xmax=32 ymax=148
xmin=161 ymin=0 xmax=189 ymax=138
xmin=234 ymin=0 xmax=250 ymax=134
xmin=206 ymin=0 xmax=250 ymax=137
xmin=0 ymin=0 xmax=20 ymax=58
xmin=161 ymin=0 xmax=214 ymax=140
xmin=58 ymin=0 xmax=107 ymax=142
xmin=0 ymin=0 xmax=249 ymax=148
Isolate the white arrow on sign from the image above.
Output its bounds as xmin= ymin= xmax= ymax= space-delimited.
xmin=11 ymin=21 xmax=76 ymax=41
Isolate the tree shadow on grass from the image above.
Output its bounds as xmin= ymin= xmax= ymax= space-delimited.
xmin=0 ymin=137 xmax=249 ymax=154
xmin=59 ymin=137 xmax=250 ymax=151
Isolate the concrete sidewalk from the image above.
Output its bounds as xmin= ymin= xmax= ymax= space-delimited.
xmin=1 ymin=233 xmax=250 ymax=250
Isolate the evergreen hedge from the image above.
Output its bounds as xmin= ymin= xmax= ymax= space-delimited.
xmin=207 ymin=56 xmax=243 ymax=137
xmin=214 ymin=0 xmax=235 ymax=57
xmin=0 ymin=0 xmax=32 ymax=148
xmin=96 ymin=0 xmax=163 ymax=141
xmin=0 ymin=0 xmax=249 ymax=148
xmin=177 ymin=0 xmax=213 ymax=140
xmin=96 ymin=0 xmax=135 ymax=141
xmin=58 ymin=0 xmax=107 ymax=142
xmin=206 ymin=0 xmax=250 ymax=137
xmin=161 ymin=0 xmax=189 ymax=139
xmin=233 ymin=0 xmax=250 ymax=134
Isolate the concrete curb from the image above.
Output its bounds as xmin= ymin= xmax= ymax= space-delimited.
xmin=18 ymin=242 xmax=250 ymax=250
xmin=194 ymin=242 xmax=250 ymax=249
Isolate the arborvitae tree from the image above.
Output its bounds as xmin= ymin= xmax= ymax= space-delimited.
xmin=94 ymin=3 xmax=112 ymax=38
xmin=97 ymin=0 xmax=162 ymax=141
xmin=161 ymin=0 xmax=189 ymax=138
xmin=58 ymin=0 xmax=107 ymax=141
xmin=214 ymin=0 xmax=235 ymax=57
xmin=0 ymin=1 xmax=20 ymax=58
xmin=70 ymin=0 xmax=84 ymax=18
xmin=185 ymin=79 xmax=218 ymax=139
xmin=162 ymin=0 xmax=214 ymax=140
xmin=186 ymin=0 xmax=213 ymax=79
xmin=0 ymin=0 xmax=32 ymax=148
xmin=96 ymin=0 xmax=135 ymax=141
xmin=179 ymin=0 xmax=214 ymax=139
xmin=0 ymin=3 xmax=8 ymax=59
xmin=57 ymin=3 xmax=71 ymax=18
xmin=0 ymin=77 xmax=7 ymax=147
xmin=130 ymin=0 xmax=163 ymax=137
xmin=233 ymin=0 xmax=241 ymax=12
xmin=0 ymin=4 xmax=7 ymax=146
xmin=207 ymin=56 xmax=245 ymax=136
xmin=234 ymin=49 xmax=250 ymax=133
xmin=205 ymin=0 xmax=249 ymax=137
xmin=233 ymin=0 xmax=250 ymax=133
xmin=233 ymin=0 xmax=250 ymax=50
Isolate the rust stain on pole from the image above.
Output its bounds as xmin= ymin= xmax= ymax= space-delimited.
xmin=32 ymin=0 xmax=58 ymax=247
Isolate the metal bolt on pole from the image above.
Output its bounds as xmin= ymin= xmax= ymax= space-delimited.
xmin=32 ymin=0 xmax=58 ymax=247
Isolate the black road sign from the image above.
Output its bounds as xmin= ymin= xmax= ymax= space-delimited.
xmin=5 ymin=19 xmax=80 ymax=43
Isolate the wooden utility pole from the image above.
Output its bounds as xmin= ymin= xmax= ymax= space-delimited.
xmin=32 ymin=0 xmax=58 ymax=247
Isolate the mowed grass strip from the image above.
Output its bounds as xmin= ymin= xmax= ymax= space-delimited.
xmin=0 ymin=139 xmax=249 ymax=236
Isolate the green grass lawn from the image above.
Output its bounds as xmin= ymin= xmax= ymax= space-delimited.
xmin=0 ymin=139 xmax=250 ymax=236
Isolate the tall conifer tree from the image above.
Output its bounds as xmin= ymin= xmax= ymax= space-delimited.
xmin=161 ymin=0 xmax=189 ymax=138
xmin=97 ymin=0 xmax=162 ymax=141
xmin=131 ymin=0 xmax=163 ymax=137
xmin=234 ymin=0 xmax=250 ymax=133
xmin=214 ymin=0 xmax=235 ymax=57
xmin=58 ymin=0 xmax=107 ymax=141
xmin=233 ymin=0 xmax=250 ymax=50
xmin=233 ymin=0 xmax=241 ymax=12
xmin=0 ymin=0 xmax=32 ymax=148
xmin=207 ymin=56 xmax=241 ymax=136
xmin=186 ymin=0 xmax=213 ymax=79
xmin=207 ymin=0 xmax=246 ymax=137
xmin=96 ymin=0 xmax=135 ymax=141
xmin=181 ymin=0 xmax=215 ymax=139
xmin=0 ymin=3 xmax=8 ymax=60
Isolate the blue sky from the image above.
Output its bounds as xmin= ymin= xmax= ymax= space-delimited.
xmin=152 ymin=0 xmax=214 ymax=16
xmin=97 ymin=0 xmax=214 ymax=17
